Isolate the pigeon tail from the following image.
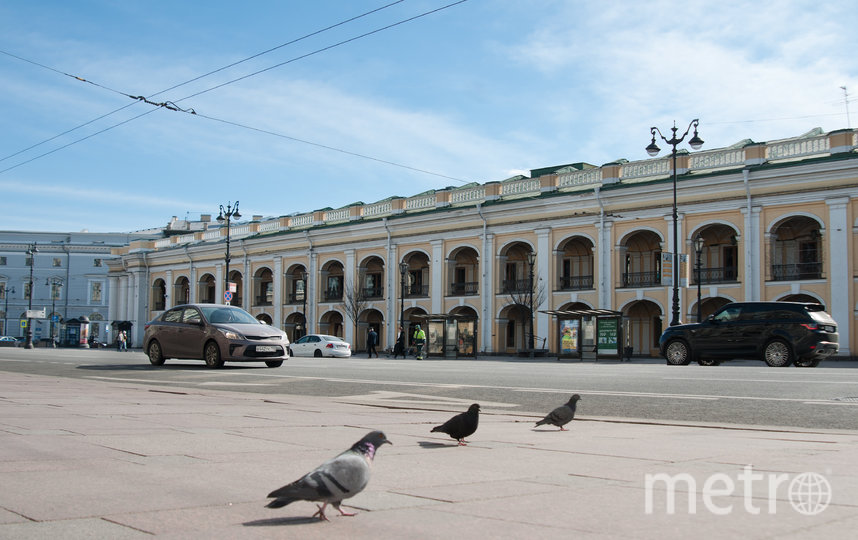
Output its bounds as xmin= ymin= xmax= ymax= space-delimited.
xmin=266 ymin=497 xmax=296 ymax=509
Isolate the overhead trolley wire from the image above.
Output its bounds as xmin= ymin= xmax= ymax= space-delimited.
xmin=0 ymin=0 xmax=410 ymax=165
xmin=0 ymin=0 xmax=472 ymax=182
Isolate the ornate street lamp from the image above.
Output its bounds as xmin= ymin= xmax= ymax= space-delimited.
xmin=216 ymin=201 xmax=240 ymax=305
xmin=399 ymin=261 xmax=408 ymax=334
xmin=646 ymin=119 xmax=704 ymax=326
xmin=694 ymin=235 xmax=705 ymax=323
xmin=24 ymin=243 xmax=38 ymax=349
xmin=526 ymin=251 xmax=536 ymax=353
xmin=301 ymin=270 xmax=309 ymax=337
xmin=2 ymin=285 xmax=14 ymax=337
xmin=45 ymin=277 xmax=63 ymax=347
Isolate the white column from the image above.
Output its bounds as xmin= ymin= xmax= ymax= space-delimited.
xmin=481 ymin=233 xmax=494 ymax=353
xmin=344 ymin=249 xmax=356 ymax=346
xmin=431 ymin=239 xmax=443 ymax=313
xmin=827 ymin=197 xmax=850 ymax=355
xmin=165 ymin=270 xmax=173 ymax=308
xmin=597 ymin=221 xmax=613 ymax=308
xmin=273 ymin=256 xmax=283 ymax=329
xmin=535 ymin=228 xmax=551 ymax=346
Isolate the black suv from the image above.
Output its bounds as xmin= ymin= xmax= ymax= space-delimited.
xmin=659 ymin=301 xmax=838 ymax=367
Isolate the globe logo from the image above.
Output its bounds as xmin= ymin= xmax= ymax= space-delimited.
xmin=788 ymin=472 xmax=832 ymax=516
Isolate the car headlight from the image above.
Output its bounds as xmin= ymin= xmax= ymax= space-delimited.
xmin=219 ymin=328 xmax=244 ymax=340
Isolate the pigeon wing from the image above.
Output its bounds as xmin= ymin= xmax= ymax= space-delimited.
xmin=267 ymin=450 xmax=370 ymax=508
xmin=536 ymin=404 xmax=574 ymax=427
xmin=431 ymin=411 xmax=467 ymax=437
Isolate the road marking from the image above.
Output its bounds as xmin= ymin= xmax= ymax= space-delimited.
xmin=663 ymin=377 xmax=858 ymax=384
xmin=336 ymin=391 xmax=517 ymax=408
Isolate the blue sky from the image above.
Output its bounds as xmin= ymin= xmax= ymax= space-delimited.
xmin=2 ymin=0 xmax=856 ymax=233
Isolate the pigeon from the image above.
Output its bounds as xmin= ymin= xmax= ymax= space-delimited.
xmin=266 ymin=430 xmax=391 ymax=521
xmin=431 ymin=403 xmax=480 ymax=445
xmin=535 ymin=394 xmax=581 ymax=431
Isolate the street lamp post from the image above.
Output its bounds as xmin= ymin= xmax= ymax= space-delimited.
xmin=216 ymin=201 xmax=240 ymax=305
xmin=24 ymin=243 xmax=38 ymax=349
xmin=301 ymin=270 xmax=309 ymax=337
xmin=399 ymin=262 xmax=408 ymax=334
xmin=2 ymin=285 xmax=14 ymax=337
xmin=526 ymin=251 xmax=536 ymax=353
xmin=694 ymin=235 xmax=705 ymax=323
xmin=46 ymin=277 xmax=63 ymax=347
xmin=646 ymin=119 xmax=704 ymax=326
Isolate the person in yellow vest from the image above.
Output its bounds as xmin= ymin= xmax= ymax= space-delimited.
xmin=413 ymin=324 xmax=426 ymax=360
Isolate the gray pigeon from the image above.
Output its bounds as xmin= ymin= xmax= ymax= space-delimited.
xmin=266 ymin=430 xmax=391 ymax=521
xmin=535 ymin=394 xmax=581 ymax=431
xmin=431 ymin=403 xmax=480 ymax=445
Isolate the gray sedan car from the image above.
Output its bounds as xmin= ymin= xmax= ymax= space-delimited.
xmin=143 ymin=303 xmax=289 ymax=368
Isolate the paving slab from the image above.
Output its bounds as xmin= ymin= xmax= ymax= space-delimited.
xmin=0 ymin=372 xmax=856 ymax=539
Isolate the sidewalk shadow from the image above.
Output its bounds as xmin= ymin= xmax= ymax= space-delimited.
xmin=244 ymin=516 xmax=320 ymax=527
xmin=418 ymin=440 xmax=458 ymax=448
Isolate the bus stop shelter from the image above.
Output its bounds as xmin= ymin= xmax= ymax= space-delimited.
xmin=541 ymin=309 xmax=624 ymax=361
xmin=412 ymin=314 xmax=478 ymax=359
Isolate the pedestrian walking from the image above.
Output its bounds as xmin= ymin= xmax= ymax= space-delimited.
xmin=118 ymin=330 xmax=127 ymax=352
xmin=367 ymin=327 xmax=378 ymax=358
xmin=393 ymin=326 xmax=405 ymax=358
xmin=413 ymin=324 xmax=426 ymax=360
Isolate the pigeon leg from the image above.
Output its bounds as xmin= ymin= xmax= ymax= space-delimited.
xmin=559 ymin=427 xmax=568 ymax=431
xmin=457 ymin=439 xmax=468 ymax=446
xmin=312 ymin=503 xmax=330 ymax=521
xmin=335 ymin=504 xmax=357 ymax=517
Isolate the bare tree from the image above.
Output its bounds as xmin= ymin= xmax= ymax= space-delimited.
xmin=507 ymin=278 xmax=547 ymax=350
xmin=341 ymin=279 xmax=368 ymax=347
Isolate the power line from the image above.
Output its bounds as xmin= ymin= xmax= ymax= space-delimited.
xmin=0 ymin=0 xmax=409 ymax=164
xmin=1 ymin=0 xmax=472 ymax=184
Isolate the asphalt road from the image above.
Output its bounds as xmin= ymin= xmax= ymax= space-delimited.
xmin=2 ymin=347 xmax=858 ymax=430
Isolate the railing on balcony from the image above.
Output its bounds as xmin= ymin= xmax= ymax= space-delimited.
xmin=448 ymin=281 xmax=479 ymax=296
xmin=323 ymin=288 xmax=342 ymax=302
xmin=692 ymin=266 xmax=738 ymax=284
xmin=621 ymin=271 xmax=661 ymax=288
xmin=287 ymin=292 xmax=305 ymax=305
xmin=362 ymin=286 xmax=383 ymax=300
xmin=404 ymin=284 xmax=429 ymax=297
xmin=558 ymin=275 xmax=594 ymax=291
xmin=501 ymin=279 xmax=532 ymax=294
xmin=771 ymin=263 xmax=823 ymax=281
xmin=254 ymin=295 xmax=273 ymax=306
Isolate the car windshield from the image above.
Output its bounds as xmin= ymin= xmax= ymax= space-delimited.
xmin=200 ymin=306 xmax=260 ymax=325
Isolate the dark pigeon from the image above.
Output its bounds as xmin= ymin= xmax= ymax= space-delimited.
xmin=266 ymin=430 xmax=391 ymax=521
xmin=431 ymin=403 xmax=480 ymax=445
xmin=535 ymin=394 xmax=581 ymax=431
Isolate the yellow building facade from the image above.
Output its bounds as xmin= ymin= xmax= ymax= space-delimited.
xmin=108 ymin=128 xmax=857 ymax=359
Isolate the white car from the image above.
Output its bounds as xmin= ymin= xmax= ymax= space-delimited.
xmin=289 ymin=334 xmax=351 ymax=358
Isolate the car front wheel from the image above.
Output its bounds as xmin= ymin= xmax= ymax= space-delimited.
xmin=665 ymin=340 xmax=692 ymax=365
xmin=147 ymin=341 xmax=165 ymax=366
xmin=763 ymin=339 xmax=793 ymax=367
xmin=204 ymin=341 xmax=225 ymax=368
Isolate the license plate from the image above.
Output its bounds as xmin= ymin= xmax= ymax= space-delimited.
xmin=257 ymin=346 xmax=276 ymax=352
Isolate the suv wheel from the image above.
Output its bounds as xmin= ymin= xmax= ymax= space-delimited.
xmin=763 ymin=339 xmax=793 ymax=367
xmin=665 ymin=340 xmax=692 ymax=365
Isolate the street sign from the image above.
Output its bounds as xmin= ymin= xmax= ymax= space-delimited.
xmin=224 ymin=291 xmax=233 ymax=303
xmin=26 ymin=309 xmax=46 ymax=319
xmin=20 ymin=320 xmax=27 ymax=329
xmin=228 ymin=282 xmax=237 ymax=293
